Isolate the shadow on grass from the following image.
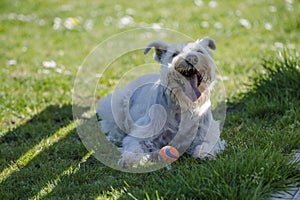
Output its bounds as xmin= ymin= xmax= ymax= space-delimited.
xmin=0 ymin=105 xmax=74 ymax=171
xmin=0 ymin=103 xmax=130 ymax=199
xmin=225 ymin=53 xmax=300 ymax=153
xmin=0 ymin=104 xmax=92 ymax=199
xmin=0 ymin=53 xmax=299 ymax=199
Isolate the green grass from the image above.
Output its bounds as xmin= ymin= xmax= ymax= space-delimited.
xmin=1 ymin=0 xmax=300 ymax=199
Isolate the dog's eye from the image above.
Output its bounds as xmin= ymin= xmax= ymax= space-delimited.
xmin=172 ymin=52 xmax=179 ymax=57
xmin=197 ymin=50 xmax=204 ymax=54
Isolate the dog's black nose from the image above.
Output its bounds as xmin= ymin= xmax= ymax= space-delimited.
xmin=185 ymin=54 xmax=198 ymax=65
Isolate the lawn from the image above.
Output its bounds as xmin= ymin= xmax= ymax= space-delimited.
xmin=0 ymin=0 xmax=299 ymax=199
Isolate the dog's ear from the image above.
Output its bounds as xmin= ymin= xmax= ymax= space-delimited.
xmin=198 ymin=38 xmax=216 ymax=57
xmin=199 ymin=38 xmax=216 ymax=50
xmin=144 ymin=40 xmax=169 ymax=63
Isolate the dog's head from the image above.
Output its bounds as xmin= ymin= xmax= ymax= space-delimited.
xmin=144 ymin=38 xmax=216 ymax=103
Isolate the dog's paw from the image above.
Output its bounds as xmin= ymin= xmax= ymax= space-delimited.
xmin=191 ymin=145 xmax=217 ymax=160
xmin=193 ymin=152 xmax=216 ymax=160
xmin=118 ymin=152 xmax=151 ymax=168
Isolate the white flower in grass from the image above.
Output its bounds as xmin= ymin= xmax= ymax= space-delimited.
xmin=118 ymin=16 xmax=134 ymax=28
xmin=286 ymin=5 xmax=293 ymax=11
xmin=22 ymin=46 xmax=28 ymax=52
xmin=63 ymin=71 xmax=71 ymax=76
xmin=38 ymin=69 xmax=51 ymax=74
xmin=264 ymin=22 xmax=272 ymax=30
xmin=235 ymin=10 xmax=242 ymax=16
xmin=7 ymin=59 xmax=17 ymax=66
xmin=84 ymin=19 xmax=94 ymax=30
xmin=285 ymin=0 xmax=294 ymax=11
xmin=17 ymin=14 xmax=37 ymax=22
xmin=64 ymin=17 xmax=80 ymax=30
xmin=38 ymin=19 xmax=46 ymax=26
xmin=285 ymin=0 xmax=294 ymax=4
xmin=214 ymin=22 xmax=223 ymax=29
xmin=126 ymin=8 xmax=135 ymax=15
xmin=60 ymin=4 xmax=73 ymax=12
xmin=95 ymin=73 xmax=102 ymax=78
xmin=58 ymin=50 xmax=64 ymax=56
xmin=194 ymin=0 xmax=203 ymax=7
xmin=274 ymin=42 xmax=284 ymax=49
xmin=239 ymin=18 xmax=251 ymax=29
xmin=151 ymin=23 xmax=162 ymax=30
xmin=53 ymin=17 xmax=62 ymax=30
xmin=55 ymin=68 xmax=63 ymax=73
xmin=43 ymin=60 xmax=56 ymax=68
xmin=208 ymin=1 xmax=218 ymax=8
xmin=269 ymin=5 xmax=277 ymax=13
xmin=201 ymin=21 xmax=209 ymax=28
xmin=7 ymin=13 xmax=16 ymax=20
xmin=287 ymin=43 xmax=295 ymax=49
xmin=104 ymin=16 xmax=114 ymax=26
xmin=114 ymin=5 xmax=122 ymax=11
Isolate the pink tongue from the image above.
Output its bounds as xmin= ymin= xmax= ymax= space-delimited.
xmin=191 ymin=82 xmax=201 ymax=100
xmin=183 ymin=74 xmax=202 ymax=102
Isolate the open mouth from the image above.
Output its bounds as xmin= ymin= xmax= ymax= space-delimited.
xmin=175 ymin=60 xmax=205 ymax=101
xmin=187 ymin=70 xmax=204 ymax=101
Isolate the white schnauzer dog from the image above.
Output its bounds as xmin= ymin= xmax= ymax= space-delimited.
xmin=97 ymin=37 xmax=226 ymax=167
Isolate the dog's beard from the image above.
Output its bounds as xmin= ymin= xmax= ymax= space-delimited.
xmin=174 ymin=59 xmax=204 ymax=102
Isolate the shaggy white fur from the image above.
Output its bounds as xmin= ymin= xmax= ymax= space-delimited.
xmin=97 ymin=38 xmax=226 ymax=167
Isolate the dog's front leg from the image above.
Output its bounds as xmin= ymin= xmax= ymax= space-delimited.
xmin=192 ymin=120 xmax=226 ymax=160
xmin=118 ymin=136 xmax=151 ymax=168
